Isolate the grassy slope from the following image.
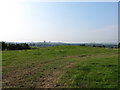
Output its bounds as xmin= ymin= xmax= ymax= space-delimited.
xmin=2 ymin=46 xmax=118 ymax=88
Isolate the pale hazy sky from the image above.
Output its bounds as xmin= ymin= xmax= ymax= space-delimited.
xmin=0 ymin=1 xmax=118 ymax=43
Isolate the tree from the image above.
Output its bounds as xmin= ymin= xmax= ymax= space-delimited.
xmin=103 ymin=45 xmax=105 ymax=48
xmin=93 ymin=45 xmax=96 ymax=47
xmin=7 ymin=43 xmax=16 ymax=50
xmin=2 ymin=42 xmax=30 ymax=50
xmin=118 ymin=43 xmax=120 ymax=48
xmin=81 ymin=44 xmax=85 ymax=46
xmin=2 ymin=42 xmax=7 ymax=50
xmin=23 ymin=43 xmax=30 ymax=49
xmin=98 ymin=45 xmax=102 ymax=48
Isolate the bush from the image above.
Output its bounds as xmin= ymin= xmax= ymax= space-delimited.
xmin=1 ymin=42 xmax=30 ymax=50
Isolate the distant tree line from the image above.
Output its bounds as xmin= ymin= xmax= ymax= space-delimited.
xmin=79 ymin=44 xmax=118 ymax=48
xmin=92 ymin=45 xmax=106 ymax=48
xmin=79 ymin=44 xmax=106 ymax=48
xmin=79 ymin=44 xmax=86 ymax=46
xmin=1 ymin=42 xmax=30 ymax=50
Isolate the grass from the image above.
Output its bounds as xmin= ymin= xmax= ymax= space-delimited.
xmin=2 ymin=45 xmax=118 ymax=88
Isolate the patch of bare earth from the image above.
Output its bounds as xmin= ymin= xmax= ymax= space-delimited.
xmin=35 ymin=56 xmax=87 ymax=88
xmin=2 ymin=62 xmax=46 ymax=88
xmin=2 ymin=58 xmax=65 ymax=88
xmin=3 ymin=55 xmax=87 ymax=88
xmin=35 ymin=70 xmax=63 ymax=88
xmin=64 ymin=54 xmax=87 ymax=58
xmin=36 ymin=55 xmax=88 ymax=88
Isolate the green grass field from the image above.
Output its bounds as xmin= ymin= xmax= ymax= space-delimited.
xmin=2 ymin=46 xmax=118 ymax=88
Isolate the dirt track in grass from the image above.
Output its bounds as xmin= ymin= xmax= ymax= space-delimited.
xmin=2 ymin=46 xmax=118 ymax=88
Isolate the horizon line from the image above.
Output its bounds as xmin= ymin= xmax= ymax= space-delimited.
xmin=0 ymin=41 xmax=118 ymax=44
